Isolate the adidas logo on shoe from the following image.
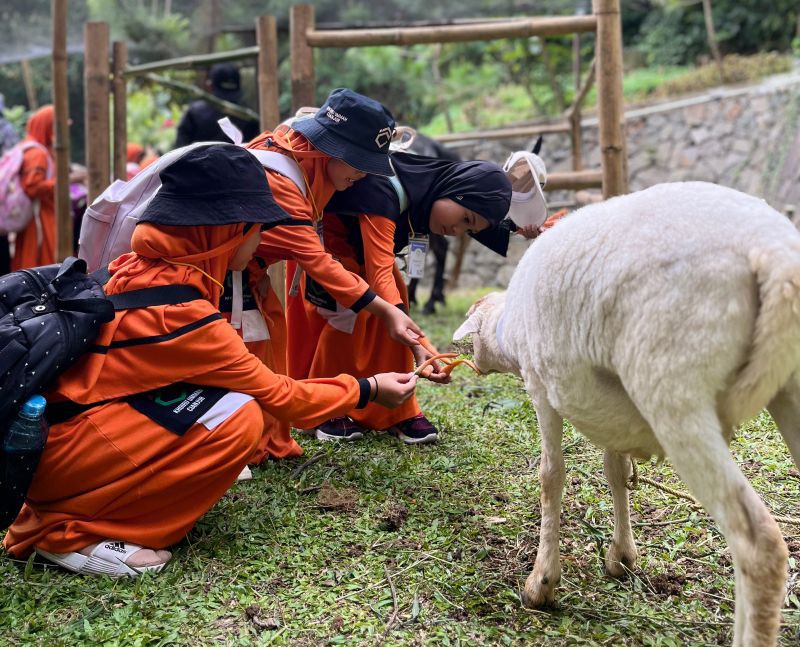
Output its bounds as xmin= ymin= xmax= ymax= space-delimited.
xmin=104 ymin=541 xmax=126 ymax=553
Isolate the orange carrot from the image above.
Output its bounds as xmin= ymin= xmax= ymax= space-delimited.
xmin=440 ymin=358 xmax=481 ymax=376
xmin=417 ymin=336 xmax=438 ymax=355
xmin=413 ymin=352 xmax=458 ymax=376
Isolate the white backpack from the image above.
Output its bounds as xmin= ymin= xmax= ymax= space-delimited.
xmin=78 ymin=120 xmax=306 ymax=273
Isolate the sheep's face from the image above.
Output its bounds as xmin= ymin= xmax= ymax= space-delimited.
xmin=453 ymin=292 xmax=515 ymax=375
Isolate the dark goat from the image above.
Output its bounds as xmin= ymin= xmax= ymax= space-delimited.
xmin=406 ymin=134 xmax=460 ymax=314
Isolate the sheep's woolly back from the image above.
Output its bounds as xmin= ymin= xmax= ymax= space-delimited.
xmin=495 ymin=182 xmax=800 ymax=451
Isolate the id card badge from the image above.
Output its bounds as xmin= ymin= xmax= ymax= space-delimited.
xmin=407 ymin=236 xmax=429 ymax=279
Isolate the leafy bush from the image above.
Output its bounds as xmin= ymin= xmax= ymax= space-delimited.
xmin=638 ymin=0 xmax=799 ymax=67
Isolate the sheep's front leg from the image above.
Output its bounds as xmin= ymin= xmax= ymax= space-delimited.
xmin=603 ymin=449 xmax=638 ymax=577
xmin=523 ymin=402 xmax=565 ymax=608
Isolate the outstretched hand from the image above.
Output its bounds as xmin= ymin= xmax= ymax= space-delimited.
xmin=370 ymin=372 xmax=418 ymax=408
xmin=384 ymin=306 xmax=424 ymax=347
xmin=412 ymin=342 xmax=452 ymax=384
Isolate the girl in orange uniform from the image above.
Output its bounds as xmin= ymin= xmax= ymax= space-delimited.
xmin=3 ymin=145 xmax=416 ymax=576
xmin=225 ymin=89 xmax=426 ymax=463
xmin=11 ymin=106 xmax=57 ymax=270
xmin=292 ymin=153 xmax=514 ymax=443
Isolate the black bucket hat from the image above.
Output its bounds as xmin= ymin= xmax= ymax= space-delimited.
xmin=140 ymin=144 xmax=291 ymax=228
xmin=292 ymin=88 xmax=396 ymax=177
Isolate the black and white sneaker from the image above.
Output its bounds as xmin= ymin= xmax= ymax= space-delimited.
xmin=389 ymin=414 xmax=439 ymax=445
xmin=315 ymin=417 xmax=366 ymax=442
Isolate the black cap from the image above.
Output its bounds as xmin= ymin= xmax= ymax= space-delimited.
xmin=140 ymin=144 xmax=291 ymax=228
xmin=292 ymin=88 xmax=396 ymax=176
xmin=209 ymin=63 xmax=241 ymax=103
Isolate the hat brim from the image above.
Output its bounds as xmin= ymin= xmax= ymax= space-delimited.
xmin=292 ymin=118 xmax=394 ymax=177
xmin=470 ymin=225 xmax=511 ymax=257
xmin=140 ymin=192 xmax=292 ymax=228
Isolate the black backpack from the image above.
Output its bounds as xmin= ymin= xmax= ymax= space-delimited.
xmin=0 ymin=256 xmax=202 ymax=528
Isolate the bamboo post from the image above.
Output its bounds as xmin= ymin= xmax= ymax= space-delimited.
xmin=592 ymin=0 xmax=627 ymax=197
xmin=570 ymin=34 xmax=582 ymax=171
xmin=291 ymin=4 xmax=316 ymax=112
xmin=20 ymin=60 xmax=39 ymax=110
xmin=52 ymin=0 xmax=71 ymax=261
xmin=112 ymin=41 xmax=127 ymax=181
xmin=256 ymin=15 xmax=280 ymax=130
xmin=84 ymin=22 xmax=111 ymax=203
xmin=256 ymin=14 xmax=285 ymax=308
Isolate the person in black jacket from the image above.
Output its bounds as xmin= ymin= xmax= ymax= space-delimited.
xmin=174 ymin=64 xmax=260 ymax=147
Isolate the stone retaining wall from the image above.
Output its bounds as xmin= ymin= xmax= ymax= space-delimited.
xmin=424 ymin=71 xmax=800 ymax=290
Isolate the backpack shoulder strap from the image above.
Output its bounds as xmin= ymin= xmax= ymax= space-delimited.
xmin=107 ymin=285 xmax=203 ymax=310
xmin=248 ymin=149 xmax=307 ymax=197
xmin=90 ymin=267 xmax=203 ymax=310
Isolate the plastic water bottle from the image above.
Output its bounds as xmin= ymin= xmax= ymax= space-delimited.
xmin=3 ymin=395 xmax=48 ymax=454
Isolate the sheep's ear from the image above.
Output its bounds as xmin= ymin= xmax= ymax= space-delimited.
xmin=532 ymin=135 xmax=543 ymax=155
xmin=453 ymin=312 xmax=482 ymax=342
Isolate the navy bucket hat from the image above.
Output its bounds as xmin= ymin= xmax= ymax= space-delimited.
xmin=292 ymin=88 xmax=396 ymax=177
xmin=140 ymin=144 xmax=291 ymax=228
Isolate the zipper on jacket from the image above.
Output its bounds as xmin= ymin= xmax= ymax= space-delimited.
xmin=20 ymin=269 xmax=48 ymax=304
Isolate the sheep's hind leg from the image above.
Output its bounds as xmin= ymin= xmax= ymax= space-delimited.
xmin=602 ymin=449 xmax=638 ymax=578
xmin=767 ymin=375 xmax=800 ymax=470
xmin=649 ymin=406 xmax=787 ymax=647
xmin=522 ymin=400 xmax=565 ymax=608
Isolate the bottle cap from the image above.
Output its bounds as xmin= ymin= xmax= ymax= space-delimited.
xmin=22 ymin=395 xmax=47 ymax=418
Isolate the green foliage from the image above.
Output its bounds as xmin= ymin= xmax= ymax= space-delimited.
xmin=125 ymin=89 xmax=183 ymax=152
xmin=0 ymin=54 xmax=87 ymax=161
xmin=655 ymin=52 xmax=794 ymax=96
xmin=2 ymin=104 xmax=27 ymax=138
xmin=87 ymin=0 xmax=192 ymax=64
xmin=638 ymin=0 xmax=799 ymax=66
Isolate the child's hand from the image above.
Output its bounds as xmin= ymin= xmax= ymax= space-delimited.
xmin=515 ymin=224 xmax=545 ymax=239
xmin=370 ymin=372 xmax=418 ymax=407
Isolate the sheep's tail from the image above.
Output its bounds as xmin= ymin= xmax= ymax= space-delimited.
xmin=724 ymin=243 xmax=800 ymax=424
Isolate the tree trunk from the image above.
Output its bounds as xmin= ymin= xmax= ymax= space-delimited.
xmin=701 ymin=0 xmax=724 ymax=82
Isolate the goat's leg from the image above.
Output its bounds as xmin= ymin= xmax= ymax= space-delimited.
xmin=523 ymin=401 xmax=565 ymax=608
xmin=650 ymin=407 xmax=787 ymax=647
xmin=603 ymin=449 xmax=638 ymax=578
xmin=767 ymin=376 xmax=800 ymax=470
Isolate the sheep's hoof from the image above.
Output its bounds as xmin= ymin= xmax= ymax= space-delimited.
xmin=522 ymin=571 xmax=559 ymax=609
xmin=604 ymin=541 xmax=638 ymax=579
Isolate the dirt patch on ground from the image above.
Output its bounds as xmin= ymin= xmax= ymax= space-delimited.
xmin=381 ymin=502 xmax=409 ymax=531
xmin=316 ymin=483 xmax=358 ymax=511
xmin=648 ymin=573 xmax=686 ymax=598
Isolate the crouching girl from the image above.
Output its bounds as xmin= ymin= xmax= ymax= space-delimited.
xmin=288 ymin=152 xmax=513 ymax=443
xmin=2 ymin=145 xmax=416 ymax=576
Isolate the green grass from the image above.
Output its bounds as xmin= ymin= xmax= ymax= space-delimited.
xmin=422 ymin=53 xmax=795 ymax=136
xmin=1 ymin=289 xmax=799 ymax=645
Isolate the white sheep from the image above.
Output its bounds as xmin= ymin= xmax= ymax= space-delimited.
xmin=453 ymin=182 xmax=800 ymax=646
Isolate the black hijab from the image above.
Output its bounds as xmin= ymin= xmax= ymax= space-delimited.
xmin=325 ymin=152 xmax=513 ymax=255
